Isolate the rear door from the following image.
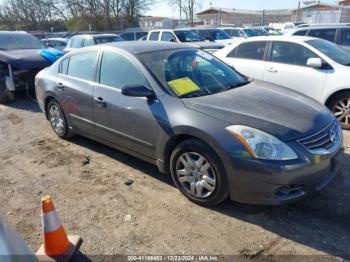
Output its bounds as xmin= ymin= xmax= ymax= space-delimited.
xmin=56 ymin=50 xmax=99 ymax=134
xmin=223 ymin=41 xmax=268 ymax=80
xmin=93 ymin=50 xmax=159 ymax=158
xmin=264 ymin=41 xmax=327 ymax=101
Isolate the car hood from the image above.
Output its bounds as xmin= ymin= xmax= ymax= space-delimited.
xmin=182 ymin=80 xmax=333 ymax=141
xmin=186 ymin=41 xmax=225 ymax=49
xmin=0 ymin=49 xmax=51 ymax=70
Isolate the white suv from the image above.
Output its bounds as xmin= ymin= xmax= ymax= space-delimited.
xmin=215 ymin=36 xmax=350 ymax=129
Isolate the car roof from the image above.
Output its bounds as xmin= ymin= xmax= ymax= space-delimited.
xmin=42 ymin=38 xmax=68 ymax=42
xmin=70 ymin=33 xmax=117 ymax=39
xmin=98 ymin=41 xmax=192 ymax=54
xmin=292 ymin=24 xmax=350 ymax=30
xmin=239 ymin=35 xmax=316 ymax=43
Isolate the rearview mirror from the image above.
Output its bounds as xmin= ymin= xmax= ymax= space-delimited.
xmin=307 ymin=58 xmax=322 ymax=69
xmin=122 ymin=85 xmax=156 ymax=99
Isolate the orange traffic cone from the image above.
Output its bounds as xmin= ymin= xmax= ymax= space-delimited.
xmin=36 ymin=196 xmax=82 ymax=262
xmin=41 ymin=196 xmax=69 ymax=256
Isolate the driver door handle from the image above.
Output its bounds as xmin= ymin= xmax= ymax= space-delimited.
xmin=94 ymin=97 xmax=107 ymax=108
xmin=267 ymin=67 xmax=278 ymax=73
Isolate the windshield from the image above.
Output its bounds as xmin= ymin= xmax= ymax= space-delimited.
xmin=307 ymin=39 xmax=350 ymax=66
xmin=208 ymin=29 xmax=231 ymax=40
xmin=0 ymin=33 xmax=43 ymax=50
xmin=94 ymin=36 xmax=123 ymax=44
xmin=174 ymin=31 xmax=201 ymax=42
xmin=138 ymin=49 xmax=249 ymax=98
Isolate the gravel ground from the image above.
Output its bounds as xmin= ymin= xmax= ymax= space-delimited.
xmin=0 ymin=95 xmax=349 ymax=261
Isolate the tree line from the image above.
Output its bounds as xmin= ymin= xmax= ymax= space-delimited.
xmin=0 ymin=0 xmax=155 ymax=31
xmin=0 ymin=0 xmax=201 ymax=32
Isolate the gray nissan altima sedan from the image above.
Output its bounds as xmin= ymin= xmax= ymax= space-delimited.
xmin=35 ymin=42 xmax=344 ymax=206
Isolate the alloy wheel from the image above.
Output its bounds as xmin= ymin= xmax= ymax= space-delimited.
xmin=49 ymin=104 xmax=65 ymax=135
xmin=333 ymin=98 xmax=350 ymax=125
xmin=175 ymin=152 xmax=217 ymax=199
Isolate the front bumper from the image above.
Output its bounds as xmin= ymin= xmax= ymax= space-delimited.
xmin=225 ymin=145 xmax=345 ymax=205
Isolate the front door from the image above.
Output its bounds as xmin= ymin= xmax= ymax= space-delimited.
xmin=264 ymin=41 xmax=327 ymax=101
xmin=93 ymin=50 xmax=159 ymax=158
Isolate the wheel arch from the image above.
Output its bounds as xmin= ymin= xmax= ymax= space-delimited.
xmin=44 ymin=94 xmax=57 ymax=120
xmin=324 ymin=88 xmax=350 ymax=108
xmin=161 ymin=129 xmax=225 ymax=175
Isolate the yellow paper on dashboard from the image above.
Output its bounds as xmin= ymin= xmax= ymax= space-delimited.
xmin=168 ymin=77 xmax=200 ymax=96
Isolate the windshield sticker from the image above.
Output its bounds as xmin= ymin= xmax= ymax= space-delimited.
xmin=168 ymin=77 xmax=200 ymax=96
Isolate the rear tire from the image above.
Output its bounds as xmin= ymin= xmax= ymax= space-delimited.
xmin=170 ymin=139 xmax=229 ymax=206
xmin=328 ymin=92 xmax=350 ymax=130
xmin=46 ymin=99 xmax=74 ymax=139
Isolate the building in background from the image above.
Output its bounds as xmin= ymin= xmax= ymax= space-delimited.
xmin=196 ymin=7 xmax=292 ymax=27
xmin=293 ymin=1 xmax=350 ymax=24
xmin=196 ymin=2 xmax=350 ymax=27
xmin=139 ymin=16 xmax=176 ymax=30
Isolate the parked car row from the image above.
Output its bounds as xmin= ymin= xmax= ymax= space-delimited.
xmin=215 ymin=36 xmax=350 ymax=129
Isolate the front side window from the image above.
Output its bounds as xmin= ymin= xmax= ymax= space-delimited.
xmin=341 ymin=29 xmax=350 ymax=46
xmin=197 ymin=30 xmax=213 ymax=41
xmin=149 ymin=32 xmax=160 ymax=41
xmin=99 ymin=51 xmax=148 ymax=89
xmin=137 ymin=49 xmax=249 ymax=98
xmin=236 ymin=42 xmax=267 ymax=60
xmin=230 ymin=29 xmax=240 ymax=37
xmin=67 ymin=51 xmax=98 ymax=81
xmin=161 ymin=32 xmax=176 ymax=42
xmin=307 ymin=39 xmax=350 ymax=66
xmin=271 ymin=42 xmax=317 ymax=66
xmin=174 ymin=30 xmax=200 ymax=42
xmin=294 ymin=30 xmax=308 ymax=36
xmin=120 ymin=32 xmax=134 ymax=41
xmin=308 ymin=29 xmax=337 ymax=43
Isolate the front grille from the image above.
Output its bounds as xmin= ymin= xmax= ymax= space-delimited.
xmin=298 ymin=120 xmax=338 ymax=152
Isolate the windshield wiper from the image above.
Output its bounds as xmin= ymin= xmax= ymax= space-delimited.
xmin=179 ymin=89 xmax=210 ymax=98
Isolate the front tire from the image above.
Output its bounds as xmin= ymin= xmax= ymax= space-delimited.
xmin=0 ymin=80 xmax=14 ymax=104
xmin=329 ymin=92 xmax=350 ymax=130
xmin=47 ymin=100 xmax=73 ymax=139
xmin=170 ymin=139 xmax=229 ymax=206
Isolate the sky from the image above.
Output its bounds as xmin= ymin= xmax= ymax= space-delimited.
xmin=146 ymin=0 xmax=337 ymax=18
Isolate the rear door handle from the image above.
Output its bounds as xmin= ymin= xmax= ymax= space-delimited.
xmin=56 ymin=83 xmax=65 ymax=90
xmin=94 ymin=97 xmax=106 ymax=108
xmin=267 ymin=68 xmax=278 ymax=73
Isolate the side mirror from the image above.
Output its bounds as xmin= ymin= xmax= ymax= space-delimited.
xmin=169 ymin=38 xmax=176 ymax=42
xmin=307 ymin=58 xmax=322 ymax=69
xmin=122 ymin=85 xmax=156 ymax=99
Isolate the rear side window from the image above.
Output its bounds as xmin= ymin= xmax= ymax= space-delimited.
xmin=99 ymin=51 xmax=148 ymax=89
xmin=231 ymin=29 xmax=240 ymax=37
xmin=149 ymin=32 xmax=160 ymax=41
xmin=341 ymin=29 xmax=350 ymax=46
xmin=83 ymin=38 xmax=94 ymax=47
xmin=67 ymin=51 xmax=98 ymax=81
xmin=294 ymin=30 xmax=308 ymax=36
xmin=70 ymin=38 xmax=83 ymax=48
xmin=236 ymin=42 xmax=267 ymax=60
xmin=308 ymin=29 xmax=337 ymax=43
xmin=271 ymin=42 xmax=317 ymax=66
xmin=60 ymin=58 xmax=69 ymax=74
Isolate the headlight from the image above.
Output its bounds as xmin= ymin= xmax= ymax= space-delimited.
xmin=225 ymin=125 xmax=298 ymax=160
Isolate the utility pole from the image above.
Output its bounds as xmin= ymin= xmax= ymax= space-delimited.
xmin=179 ymin=0 xmax=182 ymax=22
xmin=219 ymin=8 xmax=222 ymax=26
xmin=295 ymin=1 xmax=301 ymax=22
xmin=191 ymin=0 xmax=194 ymax=27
